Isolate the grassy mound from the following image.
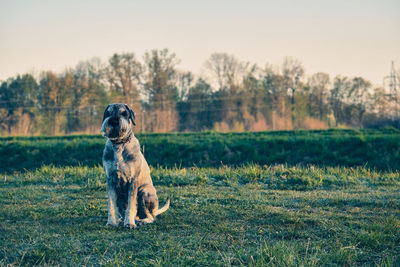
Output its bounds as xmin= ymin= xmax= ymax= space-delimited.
xmin=0 ymin=129 xmax=399 ymax=172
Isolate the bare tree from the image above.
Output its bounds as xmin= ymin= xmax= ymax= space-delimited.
xmin=142 ymin=48 xmax=180 ymax=132
xmin=105 ymin=53 xmax=142 ymax=106
xmin=176 ymin=71 xmax=195 ymax=101
xmin=348 ymin=77 xmax=371 ymax=125
xmin=203 ymin=53 xmax=250 ymax=91
xmin=282 ymin=57 xmax=305 ymax=125
xmin=282 ymin=57 xmax=305 ymax=97
xmin=104 ymin=53 xmax=143 ymax=129
xmin=309 ymin=72 xmax=330 ymax=120
xmin=73 ymin=57 xmax=105 ymax=80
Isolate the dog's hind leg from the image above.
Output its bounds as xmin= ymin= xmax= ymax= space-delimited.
xmin=136 ymin=197 xmax=155 ymax=225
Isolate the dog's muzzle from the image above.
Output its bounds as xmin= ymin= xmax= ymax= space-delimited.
xmin=101 ymin=117 xmax=131 ymax=140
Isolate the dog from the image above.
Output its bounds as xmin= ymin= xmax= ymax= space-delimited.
xmin=101 ymin=103 xmax=169 ymax=228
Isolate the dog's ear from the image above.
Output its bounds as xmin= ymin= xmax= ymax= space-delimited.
xmin=124 ymin=104 xmax=136 ymax=126
xmin=102 ymin=105 xmax=110 ymax=123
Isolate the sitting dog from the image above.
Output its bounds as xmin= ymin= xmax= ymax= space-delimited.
xmin=101 ymin=103 xmax=169 ymax=228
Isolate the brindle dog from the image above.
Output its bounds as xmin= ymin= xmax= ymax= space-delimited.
xmin=101 ymin=103 xmax=169 ymax=228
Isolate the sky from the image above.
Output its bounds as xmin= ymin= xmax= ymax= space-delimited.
xmin=0 ymin=0 xmax=399 ymax=86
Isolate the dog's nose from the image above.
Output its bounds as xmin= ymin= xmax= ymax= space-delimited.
xmin=109 ymin=118 xmax=119 ymax=126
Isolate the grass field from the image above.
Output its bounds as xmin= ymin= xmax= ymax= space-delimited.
xmin=1 ymin=164 xmax=399 ymax=266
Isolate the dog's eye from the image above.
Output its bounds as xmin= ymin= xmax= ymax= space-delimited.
xmin=121 ymin=111 xmax=128 ymax=117
xmin=105 ymin=111 xmax=110 ymax=117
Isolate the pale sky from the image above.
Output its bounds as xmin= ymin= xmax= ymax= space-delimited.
xmin=1 ymin=0 xmax=399 ymax=85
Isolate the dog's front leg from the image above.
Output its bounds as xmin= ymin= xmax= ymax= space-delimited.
xmin=124 ymin=181 xmax=138 ymax=228
xmin=106 ymin=184 xmax=119 ymax=226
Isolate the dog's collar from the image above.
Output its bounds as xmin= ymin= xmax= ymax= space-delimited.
xmin=110 ymin=130 xmax=133 ymax=145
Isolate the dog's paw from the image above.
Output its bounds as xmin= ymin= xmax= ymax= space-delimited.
xmin=124 ymin=223 xmax=137 ymax=229
xmin=123 ymin=217 xmax=136 ymax=229
xmin=136 ymin=218 xmax=154 ymax=226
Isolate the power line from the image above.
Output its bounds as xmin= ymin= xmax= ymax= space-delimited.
xmin=0 ymin=92 xmax=277 ymax=105
xmin=0 ymin=103 xmax=276 ymax=114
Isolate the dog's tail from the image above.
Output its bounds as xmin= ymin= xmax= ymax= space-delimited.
xmin=155 ymin=197 xmax=170 ymax=216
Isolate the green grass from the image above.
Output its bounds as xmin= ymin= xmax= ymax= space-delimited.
xmin=1 ymin=164 xmax=399 ymax=266
xmin=1 ymin=128 xmax=400 ymax=173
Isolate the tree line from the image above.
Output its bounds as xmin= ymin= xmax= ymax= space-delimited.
xmin=0 ymin=49 xmax=398 ymax=135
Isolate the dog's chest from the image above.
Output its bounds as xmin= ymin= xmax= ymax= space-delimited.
xmin=103 ymin=145 xmax=136 ymax=185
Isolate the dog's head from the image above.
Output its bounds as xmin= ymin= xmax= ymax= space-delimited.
xmin=101 ymin=103 xmax=136 ymax=140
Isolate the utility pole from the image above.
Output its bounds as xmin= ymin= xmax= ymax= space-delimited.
xmin=383 ymin=61 xmax=400 ymax=119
